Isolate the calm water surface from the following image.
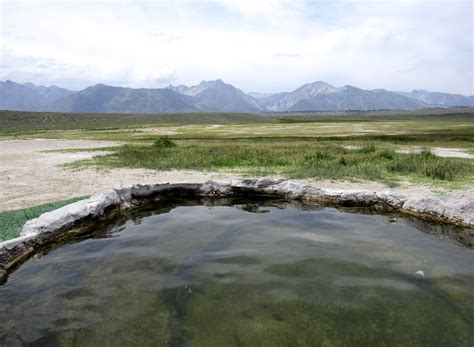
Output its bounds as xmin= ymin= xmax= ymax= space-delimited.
xmin=0 ymin=198 xmax=473 ymax=346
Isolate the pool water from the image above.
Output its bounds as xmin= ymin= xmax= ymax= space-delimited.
xmin=1 ymin=198 xmax=473 ymax=346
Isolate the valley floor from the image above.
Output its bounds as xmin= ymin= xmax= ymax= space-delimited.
xmin=1 ymin=138 xmax=472 ymax=212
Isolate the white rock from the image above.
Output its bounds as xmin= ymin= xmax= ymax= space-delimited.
xmin=20 ymin=190 xmax=121 ymax=238
xmin=12 ymin=179 xmax=474 ymax=248
xmin=376 ymin=190 xmax=408 ymax=207
xmin=200 ymin=181 xmax=232 ymax=196
xmin=415 ymin=270 xmax=425 ymax=277
xmin=273 ymin=181 xmax=309 ymax=196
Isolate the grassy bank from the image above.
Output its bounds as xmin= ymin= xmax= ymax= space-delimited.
xmin=0 ymin=196 xmax=89 ymax=241
xmin=77 ymin=139 xmax=473 ymax=186
xmin=2 ymin=110 xmax=473 ymax=192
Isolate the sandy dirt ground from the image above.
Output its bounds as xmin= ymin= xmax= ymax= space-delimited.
xmin=0 ymin=139 xmax=473 ymax=212
xmin=0 ymin=139 xmax=237 ymax=211
xmin=344 ymin=145 xmax=474 ymax=159
xmin=397 ymin=147 xmax=474 ymax=159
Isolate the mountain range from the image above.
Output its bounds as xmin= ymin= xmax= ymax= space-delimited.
xmin=1 ymin=79 xmax=473 ymax=113
xmin=0 ymin=80 xmax=74 ymax=111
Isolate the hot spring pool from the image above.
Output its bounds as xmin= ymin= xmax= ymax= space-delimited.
xmin=1 ymin=197 xmax=473 ymax=345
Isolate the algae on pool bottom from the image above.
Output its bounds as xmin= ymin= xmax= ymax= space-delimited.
xmin=0 ymin=198 xmax=473 ymax=346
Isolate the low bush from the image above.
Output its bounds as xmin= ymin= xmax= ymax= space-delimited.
xmin=357 ymin=144 xmax=377 ymax=154
xmin=153 ymin=136 xmax=177 ymax=148
xmin=378 ymin=149 xmax=395 ymax=160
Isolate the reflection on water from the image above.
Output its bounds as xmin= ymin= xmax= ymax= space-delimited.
xmin=0 ymin=198 xmax=473 ymax=346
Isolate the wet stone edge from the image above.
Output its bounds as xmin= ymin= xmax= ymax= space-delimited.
xmin=1 ymin=179 xmax=473 ymax=283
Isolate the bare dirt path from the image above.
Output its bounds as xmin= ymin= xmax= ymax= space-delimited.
xmin=1 ymin=139 xmax=473 ymax=212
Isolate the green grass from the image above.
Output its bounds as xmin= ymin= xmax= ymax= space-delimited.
xmin=1 ymin=110 xmax=472 ymax=204
xmin=0 ymin=196 xmax=89 ymax=241
xmin=76 ymin=140 xmax=473 ymax=186
xmin=51 ymin=114 xmax=470 ymax=185
xmin=13 ymin=122 xmax=472 ymax=150
xmin=0 ymin=110 xmax=272 ymax=134
xmin=2 ymin=109 xmax=473 ymax=143
xmin=153 ymin=135 xmax=176 ymax=148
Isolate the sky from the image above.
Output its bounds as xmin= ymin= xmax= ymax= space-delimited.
xmin=0 ymin=0 xmax=473 ymax=94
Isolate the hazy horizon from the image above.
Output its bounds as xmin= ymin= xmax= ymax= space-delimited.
xmin=3 ymin=78 xmax=474 ymax=97
xmin=1 ymin=0 xmax=473 ymax=95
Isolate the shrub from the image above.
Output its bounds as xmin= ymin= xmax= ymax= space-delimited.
xmin=357 ymin=144 xmax=377 ymax=154
xmin=419 ymin=148 xmax=435 ymax=159
xmin=308 ymin=151 xmax=332 ymax=161
xmin=424 ymin=161 xmax=459 ymax=181
xmin=378 ymin=149 xmax=395 ymax=160
xmin=153 ymin=136 xmax=176 ymax=148
xmin=338 ymin=156 xmax=347 ymax=166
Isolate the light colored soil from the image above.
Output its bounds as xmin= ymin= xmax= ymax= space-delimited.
xmin=344 ymin=144 xmax=474 ymax=159
xmin=0 ymin=139 xmax=236 ymax=211
xmin=397 ymin=147 xmax=474 ymax=159
xmin=0 ymin=139 xmax=473 ymax=212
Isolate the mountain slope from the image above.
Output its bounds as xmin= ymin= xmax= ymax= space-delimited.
xmin=0 ymin=80 xmax=73 ymax=111
xmin=169 ymin=80 xmax=261 ymax=112
xmin=399 ymin=90 xmax=474 ymax=107
xmin=46 ymin=84 xmax=197 ymax=113
xmin=1 ymin=79 xmax=472 ymax=113
xmin=254 ymin=82 xmax=428 ymax=111
xmin=255 ymin=81 xmax=337 ymax=111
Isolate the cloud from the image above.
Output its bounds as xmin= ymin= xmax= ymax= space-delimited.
xmin=0 ymin=0 xmax=472 ymax=94
xmin=273 ymin=53 xmax=304 ymax=58
xmin=0 ymin=51 xmax=95 ymax=89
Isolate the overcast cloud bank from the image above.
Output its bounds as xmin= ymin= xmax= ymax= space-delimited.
xmin=1 ymin=0 xmax=472 ymax=94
